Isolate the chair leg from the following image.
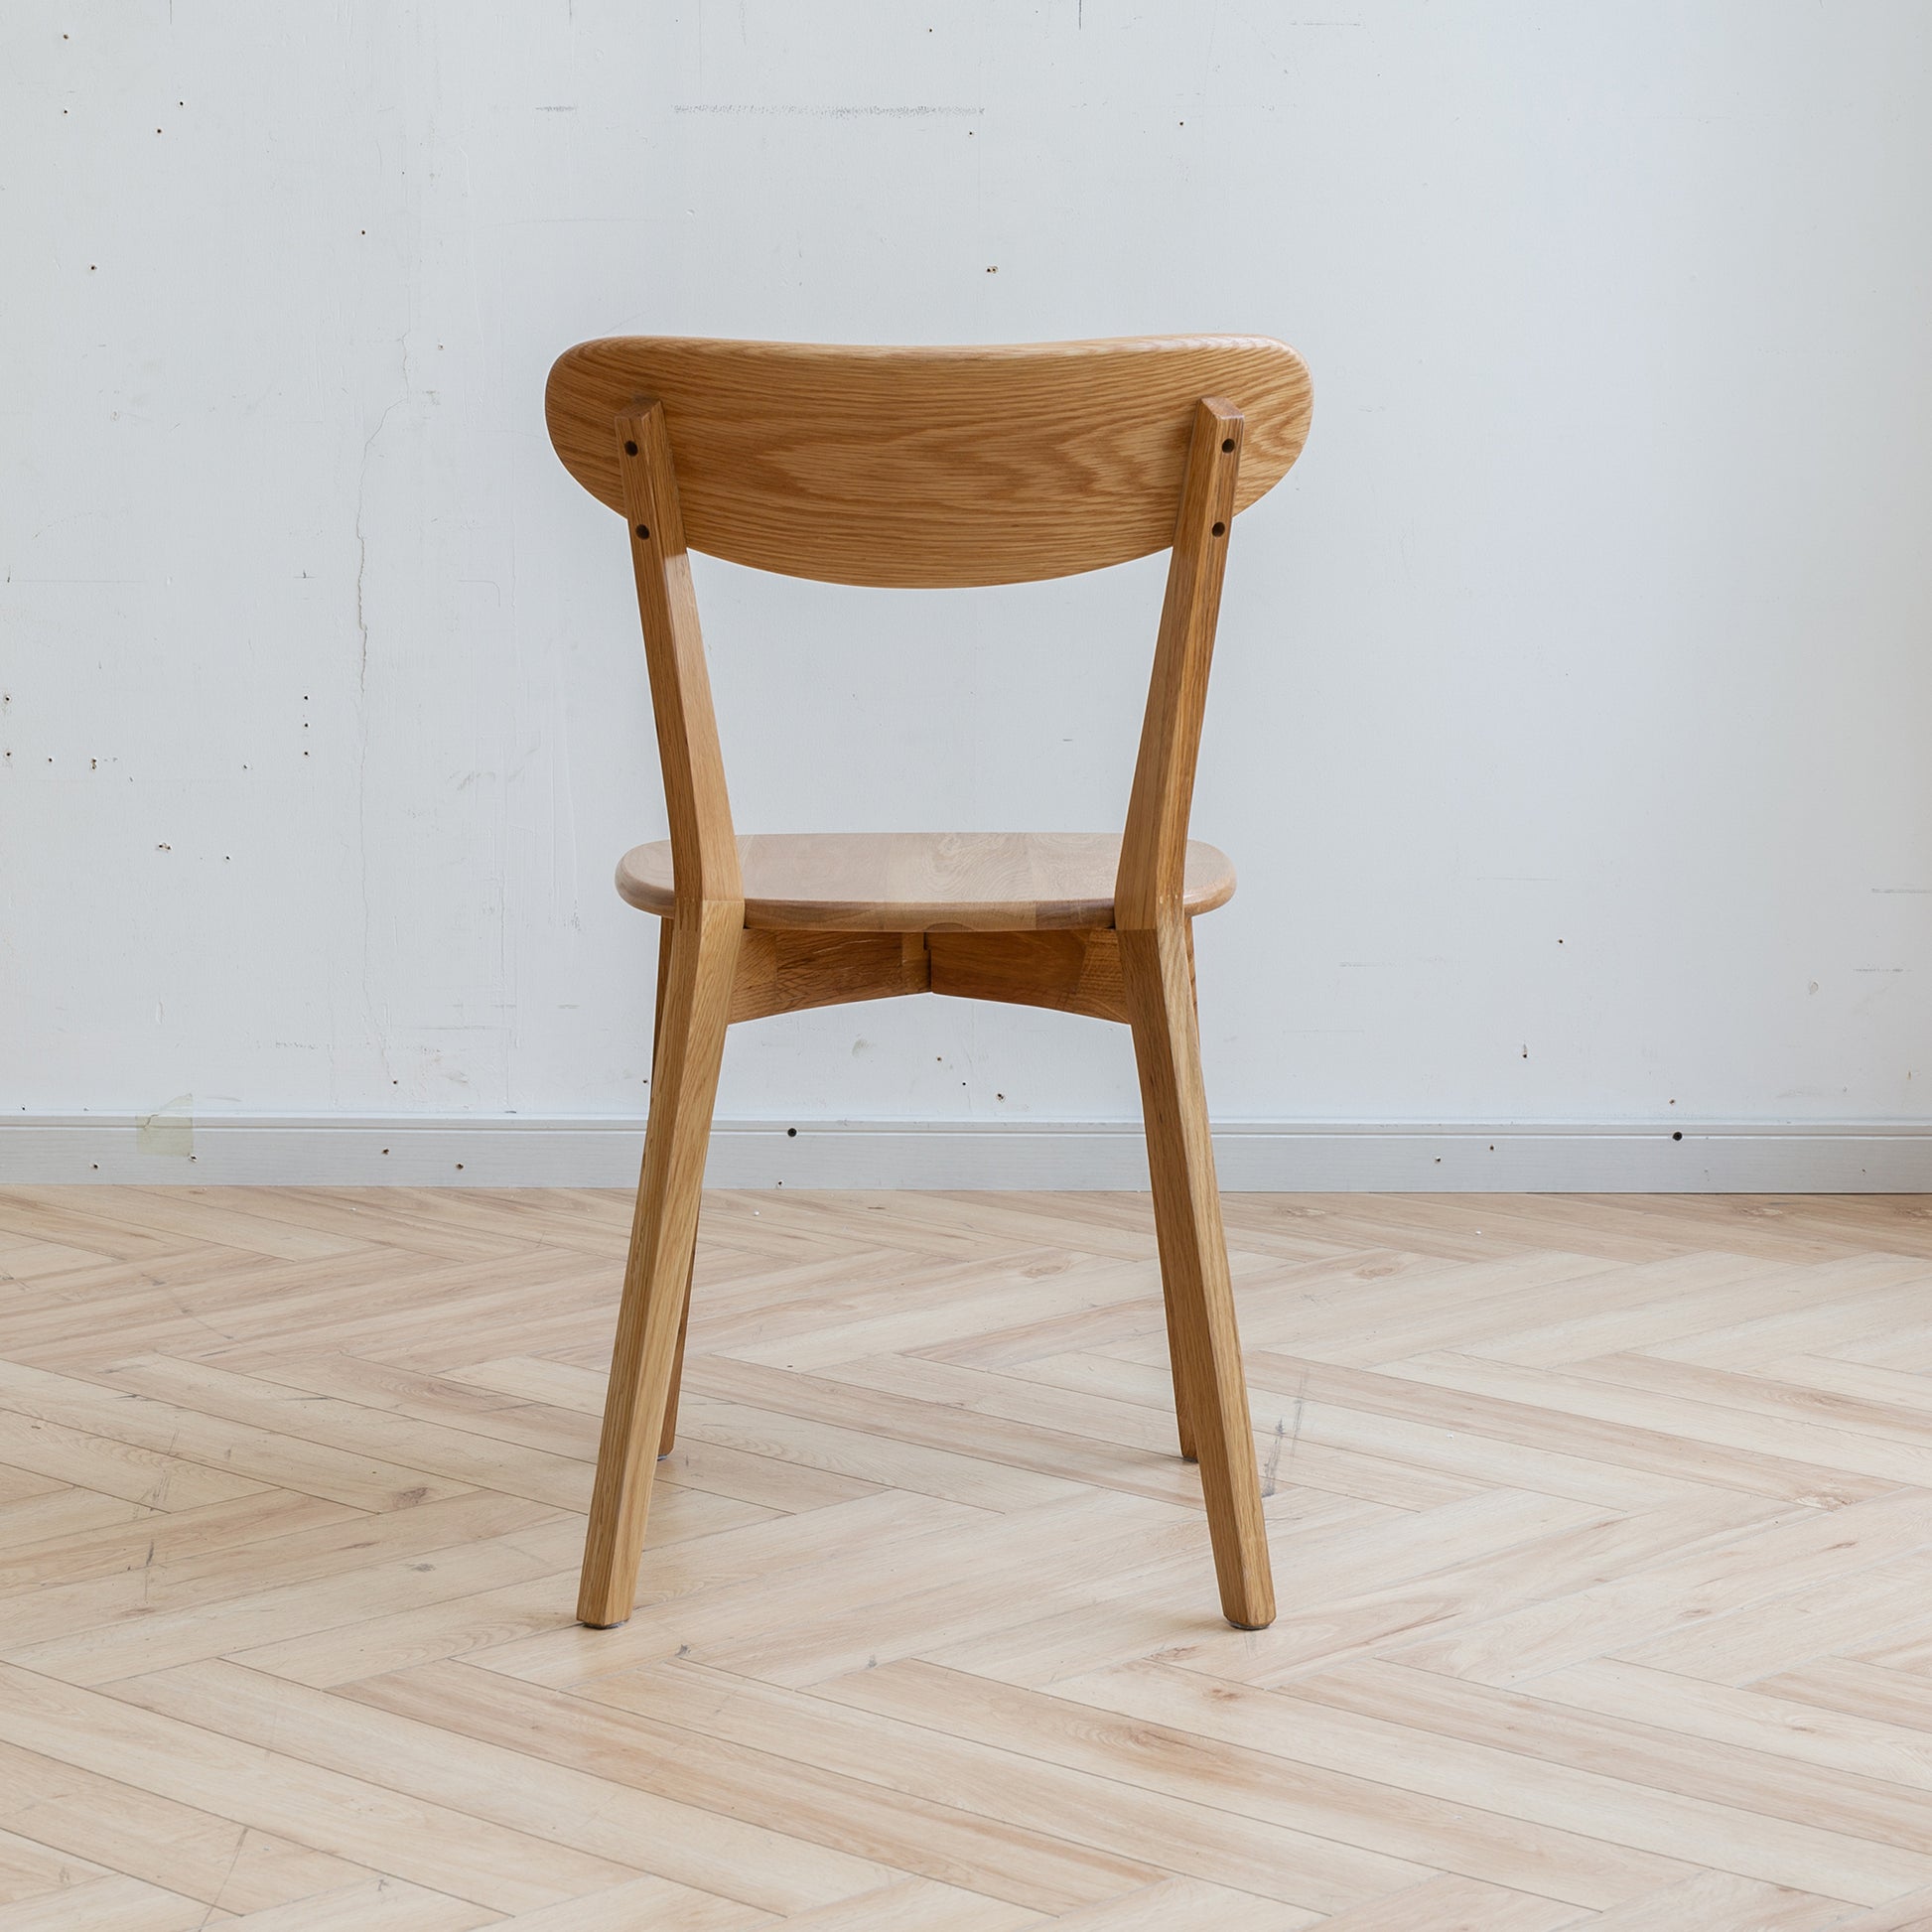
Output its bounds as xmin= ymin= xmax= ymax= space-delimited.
xmin=1122 ymin=916 xmax=1276 ymax=1630
xmin=1155 ymin=1216 xmax=1200 ymax=1463
xmin=1152 ymin=920 xmax=1203 ymax=1462
xmin=578 ymin=901 xmax=740 ymax=1628
xmin=657 ymin=1274 xmax=693 ymax=1458
xmin=645 ymin=925 xmax=697 ymax=1462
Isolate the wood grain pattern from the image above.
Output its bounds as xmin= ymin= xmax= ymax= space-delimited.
xmin=730 ymin=929 xmax=933 ymax=1025
xmin=616 ymin=406 xmax=741 ymax=911
xmin=617 ymin=833 xmax=1235 ymax=932
xmin=7 ymin=1185 xmax=1932 ymax=1924
xmin=546 ymin=336 xmax=1311 ymax=587
xmin=1116 ymin=397 xmax=1243 ymax=929
xmin=927 ymin=929 xmax=1130 ymax=1026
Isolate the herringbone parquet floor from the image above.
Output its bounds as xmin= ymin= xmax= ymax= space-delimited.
xmin=3 ymin=1186 xmax=1932 ymax=1928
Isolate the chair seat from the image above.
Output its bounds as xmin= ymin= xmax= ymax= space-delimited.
xmin=615 ymin=832 xmax=1236 ymax=931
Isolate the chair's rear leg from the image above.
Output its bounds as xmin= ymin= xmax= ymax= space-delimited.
xmin=1123 ymin=915 xmax=1276 ymax=1630
xmin=646 ymin=921 xmax=697 ymax=1461
xmin=1155 ymin=1237 xmax=1200 ymax=1462
xmin=579 ymin=902 xmax=740 ymax=1628
xmin=657 ymin=1280 xmax=693 ymax=1458
xmin=1154 ymin=916 xmax=1200 ymax=1461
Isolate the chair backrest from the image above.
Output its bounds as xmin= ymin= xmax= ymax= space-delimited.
xmin=545 ymin=336 xmax=1311 ymax=588
xmin=544 ymin=334 xmax=1312 ymax=922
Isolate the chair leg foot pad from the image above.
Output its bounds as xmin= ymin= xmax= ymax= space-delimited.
xmin=580 ymin=1616 xmax=630 ymax=1631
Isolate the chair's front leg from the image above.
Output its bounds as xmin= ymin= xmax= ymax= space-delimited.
xmin=1122 ymin=913 xmax=1276 ymax=1630
xmin=578 ymin=899 xmax=741 ymax=1628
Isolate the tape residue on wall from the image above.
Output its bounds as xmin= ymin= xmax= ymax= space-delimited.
xmin=134 ymin=1094 xmax=195 ymax=1160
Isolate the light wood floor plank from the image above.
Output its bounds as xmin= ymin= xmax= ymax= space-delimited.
xmin=0 ymin=1486 xmax=155 ymax=1551
xmin=0 ymin=1492 xmax=562 ymax=1654
xmin=1300 ymin=1872 xmax=1581 ymax=1930
xmin=348 ymin=1658 xmax=1159 ymax=1915
xmin=1571 ymin=1867 xmax=1852 ymax=1929
xmin=560 ymin=1657 xmax=1423 ymax=1913
xmin=0 ymin=1360 xmax=470 ymax=1512
xmin=0 ymin=1193 xmax=194 ymax=1261
xmin=1763 ymin=1656 xmax=1932 ymax=1728
xmin=0 ymin=1235 xmax=125 ymax=1282
xmin=1238 ymin=1252 xmax=1629 ymax=1367
xmin=1455 ymin=1253 xmax=1877 ymax=1369
xmin=0 ymin=1872 xmax=211 ymax=1931
xmin=8 ymin=1517 xmax=594 ymax=1685
xmin=0 ymin=1823 xmax=105 ymax=1909
xmin=20 ymin=1189 xmax=373 ymax=1265
xmin=0 ymin=1735 xmax=373 ymax=1912
xmin=1047 ymin=1658 xmax=1929 ymax=1901
xmin=818 ymin=1351 xmax=1485 ymax=1510
xmin=0 ymin=1406 xmax=269 ymax=1511
xmin=456 ymin=1356 xmax=1081 ymax=1511
xmin=808 ymin=1657 xmax=1682 ymax=1908
xmin=1825 ymin=1883 xmax=1932 ymax=1930
xmin=735 ymin=1876 xmax=1044 ymax=1930
xmin=468 ymin=1872 xmax=765 ymax=1930
xmin=208 ymin=1877 xmax=499 ymax=1930
xmin=1527 ymin=1659 xmax=1932 ymax=1790
xmin=1007 ymin=1347 xmax=1736 ymax=1508
xmin=1379 ymin=1348 xmax=1932 ymax=1489
xmin=112 ymin=1660 xmax=892 ymax=1916
xmin=1635 ymin=1268 xmax=1932 ymax=1370
xmin=0 ymin=1662 xmax=641 ymax=1913
xmin=84 ymin=1355 xmax=601 ymax=1509
xmin=1035 ymin=1874 xmax=1318 ymax=1929
xmin=1283 ymin=1658 xmax=1932 ymax=1863
xmin=1387 ymin=1488 xmax=1932 ymax=1685
xmin=1245 ymin=1353 xmax=1885 ymax=1504
xmin=1185 ymin=1497 xmax=1796 ymax=1687
xmin=1608 ymin=1547 xmax=1932 ymax=1682
xmin=684 ymin=1355 xmax=1240 ymax=1511
xmin=1571 ymin=1350 xmax=1932 ymax=1451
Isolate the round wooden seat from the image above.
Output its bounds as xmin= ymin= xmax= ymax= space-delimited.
xmin=614 ymin=831 xmax=1236 ymax=931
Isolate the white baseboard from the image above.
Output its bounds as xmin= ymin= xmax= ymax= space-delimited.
xmin=2 ymin=1114 xmax=1929 ymax=1191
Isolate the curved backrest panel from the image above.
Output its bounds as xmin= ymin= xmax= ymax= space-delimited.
xmin=545 ymin=336 xmax=1311 ymax=588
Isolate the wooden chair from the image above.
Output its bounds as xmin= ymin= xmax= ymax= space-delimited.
xmin=546 ymin=335 xmax=1314 ymax=1632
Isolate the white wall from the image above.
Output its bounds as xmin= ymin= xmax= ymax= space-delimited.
xmin=5 ymin=4 xmax=1932 ymax=1181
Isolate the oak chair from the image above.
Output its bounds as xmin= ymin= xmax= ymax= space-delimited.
xmin=546 ymin=335 xmax=1313 ymax=1632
